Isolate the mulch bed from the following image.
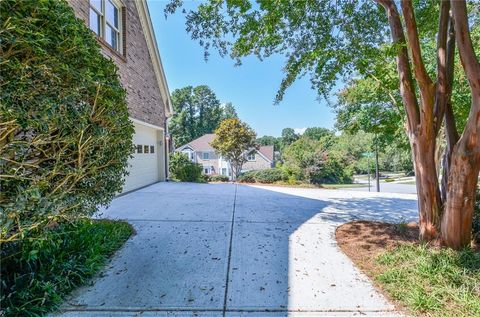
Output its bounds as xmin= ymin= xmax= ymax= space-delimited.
xmin=335 ymin=220 xmax=419 ymax=314
xmin=336 ymin=220 xmax=419 ymax=265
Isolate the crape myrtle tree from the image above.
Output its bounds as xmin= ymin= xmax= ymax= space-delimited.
xmin=211 ymin=118 xmax=256 ymax=180
xmin=166 ymin=0 xmax=480 ymax=249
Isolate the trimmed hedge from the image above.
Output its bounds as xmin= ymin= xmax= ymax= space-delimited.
xmin=0 ymin=0 xmax=134 ymax=242
xmin=210 ymin=175 xmax=229 ymax=182
xmin=237 ymin=168 xmax=287 ymax=184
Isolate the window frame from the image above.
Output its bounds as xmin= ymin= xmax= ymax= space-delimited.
xmin=89 ymin=0 xmax=123 ymax=54
xmin=202 ymin=152 xmax=210 ymax=160
xmin=247 ymin=152 xmax=256 ymax=161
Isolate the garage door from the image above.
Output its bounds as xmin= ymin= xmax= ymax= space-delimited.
xmin=122 ymin=121 xmax=165 ymax=193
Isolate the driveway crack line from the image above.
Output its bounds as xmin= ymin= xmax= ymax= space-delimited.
xmin=222 ymin=183 xmax=238 ymax=317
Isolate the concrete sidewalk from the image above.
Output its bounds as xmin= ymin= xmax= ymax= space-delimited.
xmin=56 ymin=182 xmax=418 ymax=316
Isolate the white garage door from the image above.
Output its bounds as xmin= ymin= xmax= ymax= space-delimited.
xmin=122 ymin=121 xmax=164 ymax=193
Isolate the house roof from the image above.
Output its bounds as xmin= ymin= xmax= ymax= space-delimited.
xmin=178 ymin=134 xmax=216 ymax=151
xmin=258 ymin=145 xmax=274 ymax=162
xmin=177 ymin=135 xmax=274 ymax=163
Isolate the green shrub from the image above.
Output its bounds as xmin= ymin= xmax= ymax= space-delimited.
xmin=237 ymin=171 xmax=256 ymax=183
xmin=210 ymin=175 xmax=229 ymax=182
xmin=253 ymin=168 xmax=288 ymax=183
xmin=0 ymin=0 xmax=134 ymax=242
xmin=0 ymin=219 xmax=133 ymax=316
xmin=306 ymin=153 xmax=353 ymax=184
xmin=169 ymin=152 xmax=204 ymax=182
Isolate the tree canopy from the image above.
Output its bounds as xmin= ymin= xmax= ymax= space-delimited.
xmin=211 ymin=118 xmax=256 ymax=179
xmin=169 ymin=85 xmax=238 ymax=146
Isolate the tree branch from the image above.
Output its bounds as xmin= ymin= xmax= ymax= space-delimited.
xmin=433 ymin=0 xmax=453 ymax=134
xmin=400 ymin=0 xmax=434 ymax=91
xmin=450 ymin=0 xmax=480 ymax=153
xmin=451 ymin=0 xmax=480 ymax=93
xmin=376 ymin=0 xmax=420 ymax=132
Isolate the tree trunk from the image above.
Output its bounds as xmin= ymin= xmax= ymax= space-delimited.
xmin=410 ymin=131 xmax=442 ymax=241
xmin=441 ymin=95 xmax=480 ymax=249
xmin=440 ymin=0 xmax=480 ymax=249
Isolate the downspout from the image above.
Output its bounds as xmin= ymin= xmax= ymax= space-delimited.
xmin=165 ymin=116 xmax=172 ymax=181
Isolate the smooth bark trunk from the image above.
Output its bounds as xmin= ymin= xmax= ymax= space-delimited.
xmin=411 ymin=132 xmax=442 ymax=241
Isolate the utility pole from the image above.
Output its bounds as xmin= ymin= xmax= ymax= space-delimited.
xmin=375 ymin=133 xmax=380 ymax=192
xmin=367 ymin=155 xmax=371 ymax=192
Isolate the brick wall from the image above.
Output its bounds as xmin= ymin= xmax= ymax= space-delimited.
xmin=67 ymin=0 xmax=166 ymax=127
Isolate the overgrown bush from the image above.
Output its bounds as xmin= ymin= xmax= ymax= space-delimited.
xmin=210 ymin=175 xmax=229 ymax=182
xmin=306 ymin=153 xmax=353 ymax=184
xmin=0 ymin=0 xmax=134 ymax=242
xmin=169 ymin=152 xmax=203 ymax=182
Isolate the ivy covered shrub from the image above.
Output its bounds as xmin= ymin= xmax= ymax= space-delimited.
xmin=0 ymin=0 xmax=134 ymax=241
xmin=169 ymin=152 xmax=203 ymax=182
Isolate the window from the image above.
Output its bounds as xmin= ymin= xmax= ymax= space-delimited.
xmin=136 ymin=144 xmax=142 ymax=153
xmin=202 ymin=152 xmax=209 ymax=160
xmin=150 ymin=145 xmax=155 ymax=153
xmin=221 ymin=168 xmax=227 ymax=176
xmin=247 ymin=153 xmax=255 ymax=161
xmin=204 ymin=167 xmax=210 ymax=174
xmin=144 ymin=145 xmax=149 ymax=153
xmin=89 ymin=0 xmax=123 ymax=53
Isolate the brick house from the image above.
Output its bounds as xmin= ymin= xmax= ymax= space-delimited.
xmin=176 ymin=134 xmax=274 ymax=179
xmin=68 ymin=0 xmax=173 ymax=193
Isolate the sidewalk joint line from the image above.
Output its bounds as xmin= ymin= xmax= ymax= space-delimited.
xmin=222 ymin=183 xmax=238 ymax=317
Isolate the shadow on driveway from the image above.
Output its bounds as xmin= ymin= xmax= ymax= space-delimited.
xmin=58 ymin=182 xmax=416 ymax=316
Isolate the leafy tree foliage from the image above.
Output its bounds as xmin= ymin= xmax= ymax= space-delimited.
xmin=169 ymin=85 xmax=237 ymax=146
xmin=303 ymin=127 xmax=334 ymax=141
xmin=281 ymin=128 xmax=299 ymax=147
xmin=282 ymin=137 xmax=352 ymax=184
xmin=0 ymin=0 xmax=134 ymax=242
xmin=221 ymin=102 xmax=238 ymax=120
xmin=211 ymin=118 xmax=256 ymax=179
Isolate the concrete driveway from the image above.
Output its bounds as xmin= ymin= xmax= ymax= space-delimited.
xmin=58 ymin=183 xmax=418 ymax=316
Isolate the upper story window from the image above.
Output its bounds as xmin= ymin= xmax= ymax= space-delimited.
xmin=89 ymin=0 xmax=123 ymax=53
xmin=202 ymin=152 xmax=210 ymax=160
xmin=247 ymin=153 xmax=255 ymax=161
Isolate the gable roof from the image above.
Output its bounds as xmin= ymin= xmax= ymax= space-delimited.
xmin=177 ymin=134 xmax=216 ymax=151
xmin=258 ymin=145 xmax=274 ymax=162
xmin=136 ymin=1 xmax=173 ymax=117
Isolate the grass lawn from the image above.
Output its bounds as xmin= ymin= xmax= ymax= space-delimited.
xmin=1 ymin=219 xmax=133 ymax=317
xmin=337 ymin=221 xmax=480 ymax=317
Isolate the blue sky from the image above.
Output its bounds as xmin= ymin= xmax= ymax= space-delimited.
xmin=147 ymin=1 xmax=336 ymax=137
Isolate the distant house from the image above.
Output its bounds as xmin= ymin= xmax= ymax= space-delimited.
xmin=176 ymin=134 xmax=274 ymax=179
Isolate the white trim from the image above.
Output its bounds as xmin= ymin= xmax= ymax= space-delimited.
xmin=130 ymin=117 xmax=164 ymax=130
xmin=136 ymin=0 xmax=174 ymax=117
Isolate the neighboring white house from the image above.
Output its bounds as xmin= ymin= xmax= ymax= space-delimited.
xmin=176 ymin=134 xmax=274 ymax=179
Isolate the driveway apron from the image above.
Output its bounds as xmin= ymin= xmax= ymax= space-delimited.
xmin=57 ymin=182 xmax=418 ymax=316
